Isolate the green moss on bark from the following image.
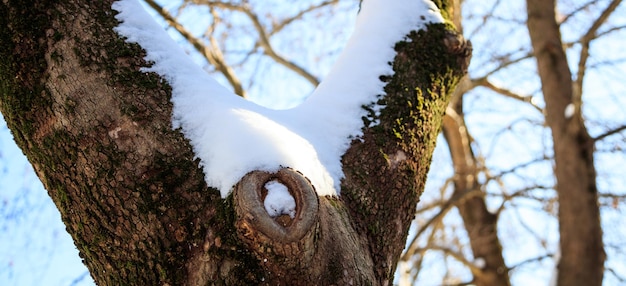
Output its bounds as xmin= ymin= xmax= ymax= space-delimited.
xmin=341 ymin=20 xmax=468 ymax=284
xmin=383 ymin=25 xmax=461 ymax=145
xmin=1 ymin=1 xmax=223 ymax=284
xmin=3 ymin=0 xmax=469 ymax=284
xmin=0 ymin=1 xmax=55 ymax=149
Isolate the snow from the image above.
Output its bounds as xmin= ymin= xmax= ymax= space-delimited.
xmin=264 ymin=181 xmax=296 ymax=218
xmin=564 ymin=103 xmax=575 ymax=118
xmin=112 ymin=0 xmax=443 ymax=198
xmin=474 ymin=257 xmax=486 ymax=269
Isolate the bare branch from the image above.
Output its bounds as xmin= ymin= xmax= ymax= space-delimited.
xmin=573 ymin=0 xmax=623 ymax=112
xmin=595 ymin=24 xmax=626 ymax=38
xmin=192 ymin=0 xmax=320 ymax=86
xmin=467 ymin=0 xmax=504 ymax=39
xmin=143 ymin=0 xmax=247 ymax=97
xmin=491 ymin=184 xmax=554 ymax=216
xmin=473 ymin=77 xmax=543 ymax=112
xmin=401 ymin=187 xmax=483 ymax=262
xmin=581 ymin=0 xmax=623 ymax=43
xmin=416 ymin=245 xmax=483 ymax=274
xmin=607 ymin=266 xmax=626 ymax=283
xmin=599 ymin=193 xmax=626 ymax=200
xmin=488 ymin=156 xmax=549 ymax=181
xmin=593 ymin=125 xmax=626 ymax=142
xmin=415 ymin=179 xmax=454 ymax=215
xmin=599 ymin=193 xmax=626 ymax=209
xmin=562 ymin=25 xmax=626 ymax=49
xmin=558 ymin=1 xmax=596 ymax=26
xmin=270 ymin=0 xmax=339 ymax=35
xmin=478 ymin=49 xmax=534 ymax=78
xmin=511 ymin=200 xmax=551 ymax=248
xmin=508 ymin=254 xmax=553 ymax=270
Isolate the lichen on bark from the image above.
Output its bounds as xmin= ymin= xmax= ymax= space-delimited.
xmin=341 ymin=22 xmax=470 ymax=283
xmin=0 ymin=0 xmax=470 ymax=285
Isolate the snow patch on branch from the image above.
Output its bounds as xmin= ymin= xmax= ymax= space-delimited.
xmin=112 ymin=0 xmax=443 ymax=198
xmin=564 ymin=103 xmax=575 ymax=119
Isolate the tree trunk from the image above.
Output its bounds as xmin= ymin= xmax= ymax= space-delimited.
xmin=526 ymin=1 xmax=604 ymax=285
xmin=0 ymin=0 xmax=470 ymax=284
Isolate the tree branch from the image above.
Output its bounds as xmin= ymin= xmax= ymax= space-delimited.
xmin=191 ymin=0 xmax=321 ymax=86
xmin=508 ymin=254 xmax=553 ymax=270
xmin=595 ymin=24 xmax=626 ymax=38
xmin=607 ymin=266 xmax=626 ymax=283
xmin=340 ymin=23 xmax=472 ymax=283
xmin=558 ymin=1 xmax=596 ymax=26
xmin=487 ymin=156 xmax=549 ymax=181
xmin=473 ymin=77 xmax=543 ymax=112
xmin=401 ymin=184 xmax=483 ymax=262
xmin=270 ymin=0 xmax=339 ymax=36
xmin=593 ymin=125 xmax=626 ymax=141
xmin=467 ymin=0 xmax=504 ymax=39
xmin=473 ymin=49 xmax=535 ymax=80
xmin=573 ymin=0 xmax=623 ymax=113
xmin=143 ymin=0 xmax=247 ymax=97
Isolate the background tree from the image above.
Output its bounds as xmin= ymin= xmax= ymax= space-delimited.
xmin=0 ymin=0 xmax=470 ymax=285
xmin=399 ymin=0 xmax=625 ymax=285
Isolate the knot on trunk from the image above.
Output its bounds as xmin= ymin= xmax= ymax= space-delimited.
xmin=443 ymin=30 xmax=472 ymax=75
xmin=233 ymin=168 xmax=319 ymax=269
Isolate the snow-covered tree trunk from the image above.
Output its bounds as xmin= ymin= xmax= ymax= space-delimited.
xmin=0 ymin=0 xmax=470 ymax=285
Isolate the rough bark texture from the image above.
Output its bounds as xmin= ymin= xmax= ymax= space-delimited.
xmin=526 ymin=1 xmax=604 ymax=285
xmin=341 ymin=25 xmax=471 ymax=284
xmin=0 ymin=0 xmax=470 ymax=285
xmin=1 ymin=0 xmax=229 ymax=284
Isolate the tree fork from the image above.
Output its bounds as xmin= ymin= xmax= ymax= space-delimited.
xmin=1 ymin=0 xmax=471 ymax=285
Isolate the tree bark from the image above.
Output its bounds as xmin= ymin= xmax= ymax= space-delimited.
xmin=0 ymin=0 xmax=470 ymax=284
xmin=526 ymin=1 xmax=604 ymax=285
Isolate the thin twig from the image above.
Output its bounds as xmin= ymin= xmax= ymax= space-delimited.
xmin=473 ymin=78 xmax=543 ymax=112
xmin=508 ymin=254 xmax=553 ymax=270
xmin=574 ymin=0 xmax=623 ymax=112
xmin=270 ymin=0 xmax=339 ymax=35
xmin=593 ymin=125 xmax=626 ymax=142
xmin=143 ymin=0 xmax=247 ymax=97
xmin=558 ymin=1 xmax=596 ymax=26
xmin=401 ymin=188 xmax=483 ymax=261
xmin=192 ymin=0 xmax=320 ymax=86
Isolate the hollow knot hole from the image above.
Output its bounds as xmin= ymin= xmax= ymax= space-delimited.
xmin=262 ymin=179 xmax=296 ymax=227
